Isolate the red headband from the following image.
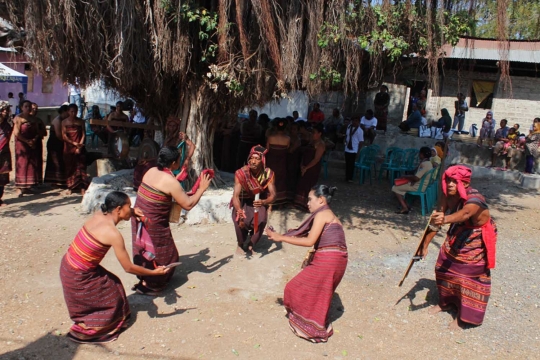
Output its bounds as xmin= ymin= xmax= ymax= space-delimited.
xmin=442 ymin=165 xmax=471 ymax=200
xmin=248 ymin=145 xmax=268 ymax=168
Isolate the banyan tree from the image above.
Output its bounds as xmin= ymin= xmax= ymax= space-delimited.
xmin=1 ymin=0 xmax=511 ymax=173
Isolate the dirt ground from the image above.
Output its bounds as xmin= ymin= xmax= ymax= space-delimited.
xmin=0 ymin=166 xmax=539 ymax=360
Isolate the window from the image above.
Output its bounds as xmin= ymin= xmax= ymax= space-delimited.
xmin=470 ymin=80 xmax=495 ymax=109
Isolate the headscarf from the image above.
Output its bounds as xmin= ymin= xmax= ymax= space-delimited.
xmin=434 ymin=145 xmax=444 ymax=158
xmin=0 ymin=101 xmax=10 ymax=112
xmin=247 ymin=145 xmax=268 ymax=168
xmin=442 ymin=165 xmax=472 ymax=201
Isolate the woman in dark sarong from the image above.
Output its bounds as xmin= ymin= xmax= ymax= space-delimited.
xmin=268 ymin=185 xmax=347 ymax=343
xmin=29 ymin=103 xmax=47 ymax=186
xmin=62 ymin=104 xmax=89 ymax=194
xmin=374 ymin=85 xmax=390 ymax=132
xmin=131 ymin=146 xmax=211 ymax=295
xmin=286 ymin=123 xmax=302 ymax=202
xmin=422 ymin=165 xmax=497 ymax=329
xmin=294 ymin=124 xmax=325 ymax=210
xmin=60 ymin=191 xmax=170 ymax=344
xmin=13 ymin=100 xmax=42 ymax=196
xmin=0 ymin=101 xmax=13 ymax=206
xmin=44 ymin=105 xmax=68 ymax=186
xmin=266 ymin=119 xmax=290 ymax=204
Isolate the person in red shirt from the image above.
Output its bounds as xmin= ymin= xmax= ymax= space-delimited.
xmin=308 ymin=103 xmax=325 ymax=124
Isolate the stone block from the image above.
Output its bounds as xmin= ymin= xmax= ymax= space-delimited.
xmin=81 ymin=169 xmax=137 ymax=213
xmin=519 ymin=173 xmax=540 ymax=190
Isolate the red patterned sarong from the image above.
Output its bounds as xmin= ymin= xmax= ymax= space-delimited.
xmin=131 ymin=182 xmax=178 ymax=290
xmin=60 ymin=227 xmax=130 ymax=342
xmin=284 ymin=221 xmax=348 ymax=342
xmin=0 ymin=120 xmax=12 ymax=187
xmin=15 ymin=122 xmax=41 ymax=188
xmin=63 ymin=124 xmax=89 ymax=190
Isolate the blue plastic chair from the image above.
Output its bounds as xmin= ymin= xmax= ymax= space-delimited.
xmin=427 ymin=166 xmax=441 ymax=207
xmin=378 ymin=147 xmax=400 ymax=180
xmin=405 ymin=168 xmax=436 ymax=216
xmin=386 ymin=149 xmax=406 ymax=184
xmin=400 ymin=149 xmax=419 ymax=174
xmin=354 ymin=147 xmax=378 ymax=184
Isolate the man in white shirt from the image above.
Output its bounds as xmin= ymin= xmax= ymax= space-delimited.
xmin=344 ymin=116 xmax=364 ymax=182
xmin=68 ymin=83 xmax=82 ymax=117
xmin=7 ymin=92 xmax=18 ymax=115
xmin=360 ymin=109 xmax=378 ymax=145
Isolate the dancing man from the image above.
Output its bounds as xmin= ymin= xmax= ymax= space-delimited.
xmin=231 ymin=145 xmax=276 ymax=255
xmin=421 ymin=165 xmax=497 ymax=329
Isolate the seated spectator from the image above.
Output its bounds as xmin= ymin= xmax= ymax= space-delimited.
xmin=430 ymin=147 xmax=441 ymax=168
xmin=477 ymin=111 xmax=495 ymax=148
xmin=490 ymin=119 xmax=511 ymax=169
xmin=323 ymin=108 xmax=343 ymax=143
xmin=399 ymin=103 xmax=423 ymax=131
xmin=308 ymin=103 xmax=325 ymax=124
xmin=360 ymin=109 xmax=377 ymax=145
xmin=392 ymin=147 xmax=433 ymax=214
xmin=429 ymin=108 xmax=452 ymax=139
xmin=524 ymin=120 xmax=540 ymax=174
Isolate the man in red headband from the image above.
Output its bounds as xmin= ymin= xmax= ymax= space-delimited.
xmin=421 ymin=165 xmax=497 ymax=330
xmin=231 ymin=145 xmax=276 ymax=255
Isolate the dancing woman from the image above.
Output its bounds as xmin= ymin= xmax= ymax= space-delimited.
xmin=60 ymin=191 xmax=170 ymax=344
xmin=267 ymin=185 xmax=348 ymax=343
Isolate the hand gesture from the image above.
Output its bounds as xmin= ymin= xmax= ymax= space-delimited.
xmin=153 ymin=266 xmax=171 ymax=275
xmin=199 ymin=173 xmax=212 ymax=192
xmin=253 ymin=199 xmax=263 ymax=208
xmin=178 ymin=131 xmax=188 ymax=141
xmin=133 ymin=207 xmax=145 ymax=219
xmin=27 ymin=139 xmax=35 ymax=148
xmin=266 ymin=227 xmax=282 ymax=242
xmin=300 ymin=166 xmax=307 ymax=176
xmin=431 ymin=211 xmax=445 ymax=226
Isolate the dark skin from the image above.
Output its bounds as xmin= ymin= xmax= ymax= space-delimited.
xmin=421 ymin=178 xmax=490 ymax=330
xmin=231 ymin=154 xmax=276 ymax=231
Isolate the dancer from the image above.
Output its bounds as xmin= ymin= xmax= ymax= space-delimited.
xmin=231 ymin=145 xmax=276 ymax=255
xmin=421 ymin=165 xmax=497 ymax=329
xmin=131 ymin=146 xmax=211 ymax=295
xmin=267 ymin=185 xmax=347 ymax=343
xmin=60 ymin=191 xmax=170 ymax=344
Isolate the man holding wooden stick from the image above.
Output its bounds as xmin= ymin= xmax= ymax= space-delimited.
xmin=420 ymin=165 xmax=497 ymax=330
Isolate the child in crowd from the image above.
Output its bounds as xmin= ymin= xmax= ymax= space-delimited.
xmin=502 ymin=127 xmax=518 ymax=155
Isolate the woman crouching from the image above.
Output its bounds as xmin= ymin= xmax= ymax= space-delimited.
xmin=59 ymin=191 xmax=170 ymax=344
xmin=267 ymin=185 xmax=348 ymax=343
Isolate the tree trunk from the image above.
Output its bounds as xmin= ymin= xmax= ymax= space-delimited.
xmin=182 ymin=84 xmax=218 ymax=180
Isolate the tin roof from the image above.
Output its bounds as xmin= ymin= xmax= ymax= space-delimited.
xmin=441 ymin=38 xmax=540 ymax=63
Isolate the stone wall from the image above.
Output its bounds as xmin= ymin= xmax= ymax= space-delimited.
xmin=427 ymin=70 xmax=540 ymax=130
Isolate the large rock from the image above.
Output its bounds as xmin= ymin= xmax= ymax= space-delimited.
xmin=81 ymin=169 xmax=137 ymax=213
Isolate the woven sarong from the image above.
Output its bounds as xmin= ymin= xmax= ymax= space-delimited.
xmin=266 ymin=144 xmax=288 ymax=203
xmin=15 ymin=122 xmax=41 ymax=188
xmin=44 ymin=126 xmax=66 ymax=185
xmin=63 ymin=124 xmax=88 ymax=190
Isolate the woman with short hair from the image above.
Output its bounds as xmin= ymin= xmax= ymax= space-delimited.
xmin=60 ymin=191 xmax=170 ymax=344
xmin=62 ymin=104 xmax=88 ymax=195
xmin=267 ymin=185 xmax=347 ymax=343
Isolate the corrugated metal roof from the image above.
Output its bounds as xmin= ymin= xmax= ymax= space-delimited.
xmin=441 ymin=38 xmax=540 ymax=63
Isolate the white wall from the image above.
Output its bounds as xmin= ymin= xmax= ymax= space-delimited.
xmin=246 ymin=90 xmax=309 ymax=118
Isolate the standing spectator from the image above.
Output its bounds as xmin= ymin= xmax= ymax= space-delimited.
xmin=477 ymin=111 xmax=496 ymax=149
xmin=0 ymin=101 xmax=13 ymax=206
xmin=490 ymin=119 xmax=511 ymax=169
xmin=236 ymin=110 xmax=262 ymax=169
xmin=62 ymin=104 xmax=89 ymax=195
xmin=360 ymin=109 xmax=378 ymax=145
xmin=29 ymin=103 xmax=47 ymax=186
xmin=292 ymin=110 xmax=300 ymax=121
xmin=374 ymin=85 xmax=390 ymax=132
xmin=344 ymin=116 xmax=364 ymax=182
xmin=452 ymin=93 xmax=468 ymax=134
xmin=7 ymin=92 xmax=18 ymax=116
xmin=17 ymin=92 xmax=25 ymax=114
xmin=44 ymin=105 xmax=69 ymax=186
xmin=68 ymin=83 xmax=83 ymax=117
xmin=308 ymin=103 xmax=325 ymax=124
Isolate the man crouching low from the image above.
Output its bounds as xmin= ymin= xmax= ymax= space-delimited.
xmin=231 ymin=145 xmax=276 ymax=255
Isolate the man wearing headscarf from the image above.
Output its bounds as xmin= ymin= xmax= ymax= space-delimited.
xmin=421 ymin=165 xmax=497 ymax=330
xmin=231 ymin=145 xmax=276 ymax=255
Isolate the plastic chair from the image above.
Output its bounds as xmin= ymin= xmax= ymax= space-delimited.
xmin=427 ymin=166 xmax=441 ymax=207
xmin=354 ymin=147 xmax=378 ymax=184
xmin=385 ymin=149 xmax=406 ymax=184
xmin=85 ymin=121 xmax=99 ymax=149
xmin=405 ymin=168 xmax=436 ymax=216
xmin=378 ymin=146 xmax=400 ymax=180
xmin=400 ymin=149 xmax=419 ymax=174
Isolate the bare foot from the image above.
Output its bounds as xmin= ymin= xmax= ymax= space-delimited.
xmin=235 ymin=246 xmax=246 ymax=257
xmin=448 ymin=317 xmax=463 ymax=330
xmin=61 ymin=189 xmax=73 ymax=196
xmin=80 ymin=188 xmax=86 ymax=196
xmin=16 ymin=189 xmax=23 ymax=198
xmin=428 ymin=305 xmax=444 ymax=315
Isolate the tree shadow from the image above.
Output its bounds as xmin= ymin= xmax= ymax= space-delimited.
xmin=395 ymin=278 xmax=438 ymax=311
xmin=127 ymin=248 xmax=232 ymax=319
xmin=251 ymin=236 xmax=283 ymax=259
xmin=0 ymin=333 xmax=84 ymax=360
xmin=0 ymin=189 xmax=81 ymax=218
xmin=328 ymin=292 xmax=345 ymax=323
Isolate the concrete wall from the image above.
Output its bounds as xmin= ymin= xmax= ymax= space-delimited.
xmin=250 ymin=90 xmax=309 ymax=119
xmin=427 ymin=69 xmax=540 ymax=130
xmin=0 ymin=52 xmax=68 ymax=107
